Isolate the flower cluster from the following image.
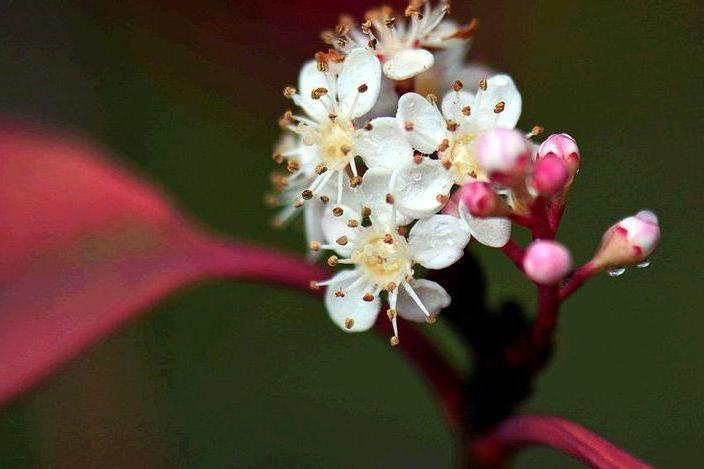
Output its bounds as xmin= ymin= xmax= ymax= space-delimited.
xmin=266 ymin=0 xmax=660 ymax=345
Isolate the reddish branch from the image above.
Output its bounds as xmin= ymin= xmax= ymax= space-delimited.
xmin=472 ymin=415 xmax=653 ymax=468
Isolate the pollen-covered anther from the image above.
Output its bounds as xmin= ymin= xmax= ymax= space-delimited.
xmin=332 ymin=206 xmax=344 ymax=217
xmin=404 ymin=121 xmax=415 ymax=131
xmin=335 ymin=289 xmax=345 ymax=298
xmin=282 ymin=86 xmax=296 ymax=99
xmin=328 ymin=113 xmax=337 ymax=121
xmin=389 ymin=336 xmax=400 ymax=347
xmin=311 ymin=87 xmax=329 ymax=100
xmin=309 ymin=240 xmax=321 ymax=251
xmin=320 ymin=195 xmax=330 ymax=204
xmin=493 ymin=101 xmax=506 ymax=114
xmin=479 ymin=79 xmax=488 ymax=91
xmin=357 ymin=83 xmax=369 ymax=93
xmin=413 ymin=153 xmax=424 ymax=164
xmin=425 ymin=316 xmax=437 ymax=325
xmin=272 ymin=152 xmax=284 ymax=164
xmin=452 ymin=80 xmax=464 ymax=92
xmin=436 ymin=194 xmax=449 ymax=204
xmin=286 ymin=160 xmax=300 ymax=173
xmin=447 ymin=121 xmax=459 ymax=132
xmin=335 ymin=21 xmax=350 ymax=37
xmin=340 ymin=145 xmax=352 ymax=155
xmin=386 ymin=308 xmax=397 ymax=320
xmin=364 ymin=122 xmax=373 ymax=131
xmin=384 ymin=17 xmax=396 ymax=28
xmin=528 ymin=125 xmax=545 ymax=138
xmin=461 ymin=105 xmax=472 ymax=116
xmin=362 ymin=293 xmax=375 ymax=302
xmin=361 ymin=206 xmax=372 ymax=218
xmin=367 ymin=38 xmax=378 ymax=49
xmin=315 ymin=163 xmax=328 ymax=175
xmin=350 ymin=175 xmax=363 ymax=188
xmin=278 ymin=110 xmax=294 ymax=128
xmin=383 ymin=233 xmax=394 ymax=244
xmin=344 ymin=318 xmax=355 ymax=329
xmin=336 ymin=235 xmax=349 ymax=246
xmin=360 ymin=19 xmax=372 ymax=34
xmin=385 ymin=193 xmax=395 ymax=204
xmin=397 ymin=226 xmax=408 ymax=236
xmin=263 ymin=193 xmax=278 ymax=208
xmin=301 ymin=189 xmax=314 ymax=200
xmin=309 ymin=280 xmax=320 ymax=290
xmin=386 ymin=282 xmax=397 ymax=292
xmin=441 ymin=159 xmax=452 ymax=170
xmin=347 ymin=219 xmax=360 ymax=228
xmin=438 ymin=138 xmax=450 ymax=152
xmin=327 ymin=255 xmax=339 ymax=267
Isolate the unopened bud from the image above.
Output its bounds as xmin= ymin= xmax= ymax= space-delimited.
xmin=476 ymin=128 xmax=533 ymax=185
xmin=523 ymin=240 xmax=573 ymax=286
xmin=538 ymin=133 xmax=580 ymax=180
xmin=531 ymin=155 xmax=570 ymax=197
xmin=455 ymin=181 xmax=508 ymax=217
xmin=593 ymin=210 xmax=660 ymax=270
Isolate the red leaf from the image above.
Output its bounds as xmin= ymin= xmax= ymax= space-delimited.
xmin=0 ymin=120 xmax=327 ymax=406
xmin=472 ymin=414 xmax=652 ymax=468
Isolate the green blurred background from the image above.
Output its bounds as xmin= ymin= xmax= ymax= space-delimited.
xmin=0 ymin=0 xmax=702 ymax=467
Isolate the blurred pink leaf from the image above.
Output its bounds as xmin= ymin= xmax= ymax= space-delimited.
xmin=0 ymin=120 xmax=327 ymax=407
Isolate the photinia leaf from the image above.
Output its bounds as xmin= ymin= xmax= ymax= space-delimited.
xmin=0 ymin=120 xmax=327 ymax=407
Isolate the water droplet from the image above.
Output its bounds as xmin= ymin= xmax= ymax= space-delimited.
xmin=607 ymin=267 xmax=626 ymax=277
xmin=636 ymin=259 xmax=651 ymax=268
xmin=412 ymin=172 xmax=422 ymax=182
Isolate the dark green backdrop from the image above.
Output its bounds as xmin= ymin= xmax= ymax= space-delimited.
xmin=0 ymin=1 xmax=702 ymax=467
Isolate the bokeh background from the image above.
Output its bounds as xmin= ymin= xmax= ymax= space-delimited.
xmin=0 ymin=0 xmax=702 ymax=467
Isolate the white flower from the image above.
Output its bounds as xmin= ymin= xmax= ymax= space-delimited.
xmin=322 ymin=2 xmax=477 ymax=81
xmin=281 ymin=48 xmax=383 ymax=207
xmin=382 ymin=75 xmax=521 ymax=217
xmin=311 ymin=172 xmax=469 ymax=342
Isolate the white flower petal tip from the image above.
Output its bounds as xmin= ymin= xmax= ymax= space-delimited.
xmin=355 ymin=117 xmax=413 ymax=170
xmin=408 ymin=215 xmax=471 ymax=270
xmin=324 ymin=271 xmax=380 ymax=332
xmin=396 ymin=92 xmax=447 ymax=154
xmin=483 ymin=74 xmax=522 ymax=129
xmin=338 ymin=48 xmax=382 ymax=119
xmin=396 ymin=280 xmax=451 ymax=323
xmin=593 ymin=210 xmax=660 ymax=270
xmin=383 ymin=49 xmax=435 ymax=80
xmin=476 ymin=128 xmax=533 ymax=184
xmin=523 ymin=240 xmax=573 ymax=286
xmin=459 ymin=202 xmax=511 ymax=248
xmin=390 ymin=158 xmax=454 ymax=219
xmin=538 ymin=133 xmax=581 ymax=176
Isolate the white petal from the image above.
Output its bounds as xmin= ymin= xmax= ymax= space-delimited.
xmin=322 ymin=204 xmax=361 ymax=256
xmin=383 ymin=48 xmax=435 ymax=80
xmin=325 ymin=271 xmax=380 ymax=332
xmin=459 ymin=202 xmax=511 ymax=247
xmin=396 ymin=93 xmax=448 ymax=154
xmin=358 ymin=167 xmax=412 ymax=228
xmin=337 ymin=48 xmax=382 ymax=119
xmin=396 ymin=280 xmax=450 ymax=322
xmin=304 ymin=200 xmax=325 ymax=260
xmin=408 ymin=214 xmax=470 ymax=269
xmin=477 ymin=74 xmax=522 ymax=129
xmin=355 ymin=117 xmax=413 ymax=170
xmin=297 ymin=60 xmax=334 ymax=123
xmin=390 ymin=158 xmax=454 ymax=218
xmin=440 ymin=89 xmax=475 ymax=122
xmin=358 ymin=76 xmax=397 ymax=121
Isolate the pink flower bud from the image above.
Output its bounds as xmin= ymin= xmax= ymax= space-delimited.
xmin=523 ymin=240 xmax=573 ymax=285
xmin=456 ymin=181 xmax=506 ymax=217
xmin=531 ymin=155 xmax=570 ymax=197
xmin=593 ymin=210 xmax=660 ymax=269
xmin=538 ymin=133 xmax=580 ymax=178
xmin=477 ymin=128 xmax=533 ymax=185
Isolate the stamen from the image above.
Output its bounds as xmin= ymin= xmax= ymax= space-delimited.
xmin=311 ymin=87 xmax=329 ymax=100
xmin=344 ymin=317 xmax=355 ymax=329
xmin=446 ymin=121 xmax=459 ymax=132
xmin=315 ymin=163 xmax=328 ymax=175
xmin=357 ymin=84 xmax=368 ymax=93
xmin=301 ymin=189 xmax=314 ymax=200
xmin=402 ymin=282 xmax=432 ymax=317
xmin=320 ymin=195 xmax=330 ymax=204
xmin=350 ymin=175 xmax=363 ymax=188
xmin=327 ymin=255 xmax=339 ymax=267
xmin=461 ymin=105 xmax=472 ymax=116
xmin=479 ymin=79 xmax=488 ymax=91
xmin=452 ymin=80 xmax=464 ymax=91
xmin=404 ymin=121 xmax=415 ymax=131
xmin=384 ymin=233 xmax=394 ymax=244
xmin=336 ymin=236 xmax=349 ymax=246
xmin=332 ymin=206 xmax=344 ymax=217
xmin=364 ymin=122 xmax=374 ymax=131
xmin=283 ymin=86 xmax=297 ymax=99
xmin=309 ymin=240 xmax=321 ymax=251
xmin=347 ymin=219 xmax=360 ymax=228
xmin=362 ymin=293 xmax=375 ymax=302
xmin=335 ymin=289 xmax=345 ymax=297
xmin=493 ymin=101 xmax=506 ymax=114
xmin=389 ymin=336 xmax=400 ymax=347
xmin=292 ymin=199 xmax=304 ymax=208
xmin=436 ymin=194 xmax=449 ymax=204
xmin=361 ymin=206 xmax=372 ymax=218
xmin=385 ymin=193 xmax=395 ymax=204
xmin=272 ymin=152 xmax=285 ymax=164
xmin=526 ymin=125 xmax=545 ymax=138
xmin=309 ymin=280 xmax=320 ymax=290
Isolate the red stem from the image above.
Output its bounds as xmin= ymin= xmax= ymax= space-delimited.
xmin=472 ymin=415 xmax=653 ymax=469
xmin=560 ymin=261 xmax=599 ymax=301
xmin=500 ymin=239 xmax=525 ymax=272
xmin=532 ymin=285 xmax=560 ymax=354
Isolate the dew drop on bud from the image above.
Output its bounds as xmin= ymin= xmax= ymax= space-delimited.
xmin=636 ymin=259 xmax=651 ymax=269
xmin=607 ymin=267 xmax=626 ymax=277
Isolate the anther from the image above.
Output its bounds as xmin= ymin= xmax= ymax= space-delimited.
xmin=350 ymin=175 xmax=363 ymax=187
xmin=344 ymin=318 xmax=355 ymax=329
xmin=385 ymin=17 xmax=396 ymax=28
xmin=404 ymin=121 xmax=415 ymax=131
xmin=309 ymin=240 xmax=321 ymax=251
xmin=438 ymin=138 xmax=450 ymax=152
xmin=263 ymin=193 xmax=278 ymax=208
xmin=397 ymin=226 xmax=408 ymax=236
xmin=368 ymin=38 xmax=378 ymax=49
xmin=336 ymin=235 xmax=349 ymax=246
xmin=272 ymin=152 xmax=284 ymax=164
xmin=442 ymin=159 xmax=452 ymax=170
xmin=436 ymin=194 xmax=449 ymax=204
xmin=287 ymin=160 xmax=300 ymax=173
xmin=335 ymin=289 xmax=345 ymax=298
xmin=461 ymin=105 xmax=472 ymax=116
xmin=387 ymin=308 xmax=397 ymax=320
xmin=311 ymin=87 xmax=329 ymax=100
xmin=452 ymin=80 xmax=464 ymax=91
xmin=413 ymin=153 xmax=424 ymax=164
xmin=426 ymin=93 xmax=438 ymax=104
xmin=479 ymin=79 xmax=488 ymax=91
xmin=293 ymin=199 xmax=304 ymax=208
xmin=301 ymin=189 xmax=314 ymax=200
xmin=309 ymin=280 xmax=320 ymax=290
xmin=320 ymin=195 xmax=330 ymax=204
xmin=327 ymin=255 xmax=339 ymax=267
xmin=315 ymin=163 xmax=328 ymax=175
xmin=385 ymin=193 xmax=395 ymax=204
xmin=361 ymin=19 xmax=372 ymax=34
xmin=362 ymin=293 xmax=375 ymax=302
xmin=328 ymin=113 xmax=337 ymax=121
xmin=283 ymin=86 xmax=296 ymax=99
xmin=383 ymin=233 xmax=394 ymax=244
xmin=493 ymin=101 xmax=506 ymax=113
xmin=386 ymin=282 xmax=397 ymax=292
xmin=340 ymin=145 xmax=352 ymax=155
xmin=357 ymin=84 xmax=368 ymax=93
xmin=364 ymin=122 xmax=373 ymax=131
xmin=390 ymin=336 xmax=400 ymax=347
xmin=332 ymin=206 xmax=344 ymax=217
xmin=425 ymin=316 xmax=437 ymax=325
xmin=347 ymin=219 xmax=359 ymax=228
xmin=528 ymin=125 xmax=545 ymax=138
xmin=446 ymin=121 xmax=459 ymax=132
xmin=361 ymin=206 xmax=372 ymax=218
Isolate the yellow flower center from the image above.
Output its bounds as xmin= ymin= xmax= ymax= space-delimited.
xmin=316 ymin=119 xmax=355 ymax=170
xmin=351 ymin=231 xmax=411 ymax=285
xmin=444 ymin=133 xmax=485 ymax=184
